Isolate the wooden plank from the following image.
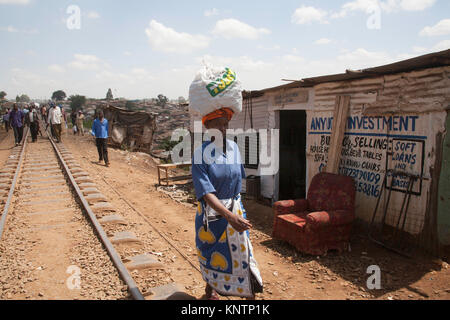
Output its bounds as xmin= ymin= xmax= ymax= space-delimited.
xmin=325 ymin=95 xmax=350 ymax=174
xmin=157 ymin=163 xmax=191 ymax=169
xmin=160 ymin=175 xmax=193 ymax=183
xmin=157 ymin=167 xmax=161 ymax=186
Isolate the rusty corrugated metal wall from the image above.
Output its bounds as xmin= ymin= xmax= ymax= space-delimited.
xmin=308 ymin=66 xmax=450 ymax=253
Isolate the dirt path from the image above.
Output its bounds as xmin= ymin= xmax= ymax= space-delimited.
xmin=0 ymin=130 xmax=14 ymax=167
xmin=57 ymin=133 xmax=450 ymax=300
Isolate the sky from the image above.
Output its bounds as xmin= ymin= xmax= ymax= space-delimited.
xmin=0 ymin=0 xmax=449 ymax=100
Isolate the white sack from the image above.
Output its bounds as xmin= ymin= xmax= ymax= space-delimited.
xmin=189 ymin=64 xmax=242 ymax=118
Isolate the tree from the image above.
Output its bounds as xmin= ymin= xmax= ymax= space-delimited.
xmin=106 ymin=88 xmax=113 ymax=100
xmin=160 ymin=137 xmax=182 ymax=152
xmin=0 ymin=91 xmax=6 ymax=100
xmin=52 ymin=90 xmax=67 ymax=101
xmin=157 ymin=94 xmax=168 ymax=107
xmin=16 ymin=94 xmax=30 ymax=103
xmin=69 ymin=95 xmax=86 ymax=111
xmin=178 ymin=96 xmax=186 ymax=104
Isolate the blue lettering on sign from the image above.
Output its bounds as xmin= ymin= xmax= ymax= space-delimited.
xmin=310 ymin=115 xmax=420 ymax=132
xmin=311 ymin=117 xmax=334 ymax=131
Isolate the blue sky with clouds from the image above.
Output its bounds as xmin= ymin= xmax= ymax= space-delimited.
xmin=1 ymin=0 xmax=449 ymax=100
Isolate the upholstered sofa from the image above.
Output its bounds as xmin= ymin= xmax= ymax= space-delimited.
xmin=272 ymin=172 xmax=356 ymax=256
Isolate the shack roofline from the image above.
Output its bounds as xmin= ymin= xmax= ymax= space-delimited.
xmin=243 ymin=48 xmax=450 ymax=98
xmin=101 ymin=104 xmax=158 ymax=117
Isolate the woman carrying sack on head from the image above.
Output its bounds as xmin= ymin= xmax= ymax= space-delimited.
xmin=189 ymin=66 xmax=263 ymax=300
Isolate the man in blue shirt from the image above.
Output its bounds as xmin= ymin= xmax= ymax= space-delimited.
xmin=3 ymin=109 xmax=10 ymax=133
xmin=10 ymin=104 xmax=25 ymax=146
xmin=91 ymin=110 xmax=110 ymax=167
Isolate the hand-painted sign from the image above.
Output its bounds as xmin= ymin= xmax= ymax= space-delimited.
xmin=307 ymin=112 xmax=435 ymax=235
xmin=309 ymin=114 xmax=426 ymax=198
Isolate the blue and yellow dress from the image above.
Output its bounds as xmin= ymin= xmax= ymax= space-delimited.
xmin=192 ymin=139 xmax=263 ymax=298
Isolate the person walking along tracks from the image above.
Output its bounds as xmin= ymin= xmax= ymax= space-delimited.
xmin=10 ymin=104 xmax=25 ymax=146
xmin=47 ymin=103 xmax=62 ymax=143
xmin=3 ymin=109 xmax=10 ymax=133
xmin=26 ymin=104 xmax=39 ymax=143
xmin=91 ymin=111 xmax=110 ymax=167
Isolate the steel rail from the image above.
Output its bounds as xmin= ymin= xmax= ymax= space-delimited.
xmin=102 ymin=177 xmax=202 ymax=274
xmin=0 ymin=128 xmax=29 ymax=240
xmin=47 ymin=136 xmax=145 ymax=300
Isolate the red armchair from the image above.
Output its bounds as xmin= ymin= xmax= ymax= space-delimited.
xmin=272 ymin=172 xmax=356 ymax=256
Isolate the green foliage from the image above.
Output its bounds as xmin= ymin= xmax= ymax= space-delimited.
xmin=106 ymin=88 xmax=113 ymax=100
xmin=160 ymin=157 xmax=173 ymax=165
xmin=0 ymin=91 xmax=6 ymax=100
xmin=84 ymin=119 xmax=93 ymax=130
xmin=157 ymin=94 xmax=168 ymax=107
xmin=16 ymin=94 xmax=30 ymax=103
xmin=52 ymin=90 xmax=67 ymax=101
xmin=159 ymin=137 xmax=181 ymax=152
xmin=178 ymin=96 xmax=186 ymax=104
xmin=69 ymin=95 xmax=86 ymax=112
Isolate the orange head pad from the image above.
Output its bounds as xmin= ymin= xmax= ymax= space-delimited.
xmin=202 ymin=107 xmax=234 ymax=125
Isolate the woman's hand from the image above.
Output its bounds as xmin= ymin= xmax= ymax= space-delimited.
xmin=203 ymin=193 xmax=253 ymax=233
xmin=226 ymin=214 xmax=253 ymax=233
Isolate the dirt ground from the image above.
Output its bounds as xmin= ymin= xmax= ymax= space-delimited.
xmin=2 ymin=127 xmax=449 ymax=300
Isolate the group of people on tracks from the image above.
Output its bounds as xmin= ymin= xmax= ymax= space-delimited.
xmin=2 ymin=103 xmax=43 ymax=146
xmin=1 ymin=103 xmax=111 ymax=168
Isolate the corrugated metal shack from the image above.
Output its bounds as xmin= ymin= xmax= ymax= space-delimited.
xmin=191 ymin=49 xmax=450 ymax=253
xmin=102 ymin=105 xmax=157 ymax=154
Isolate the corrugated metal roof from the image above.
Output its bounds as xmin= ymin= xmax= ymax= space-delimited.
xmin=244 ymin=49 xmax=450 ymax=97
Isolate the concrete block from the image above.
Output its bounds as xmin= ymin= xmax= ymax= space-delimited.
xmin=110 ymin=231 xmax=140 ymax=244
xmin=82 ymin=188 xmax=100 ymax=195
xmin=79 ymin=183 xmax=96 ymax=189
xmin=124 ymin=254 xmax=164 ymax=271
xmin=22 ymin=175 xmax=64 ymax=182
xmin=21 ymin=180 xmax=66 ymax=187
xmin=72 ymin=172 xmax=89 ymax=178
xmin=145 ymin=283 xmax=194 ymax=300
xmin=91 ymin=202 xmax=115 ymax=213
xmin=75 ymin=176 xmax=93 ymax=184
xmin=0 ymin=183 xmax=11 ymax=190
xmin=67 ymin=163 xmax=81 ymax=170
xmin=85 ymin=193 xmax=108 ymax=204
xmin=98 ymin=214 xmax=128 ymax=225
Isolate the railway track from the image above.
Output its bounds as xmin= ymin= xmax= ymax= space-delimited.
xmin=0 ymin=123 xmax=192 ymax=300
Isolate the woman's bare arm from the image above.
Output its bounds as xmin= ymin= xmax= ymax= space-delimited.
xmin=203 ymin=193 xmax=252 ymax=233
